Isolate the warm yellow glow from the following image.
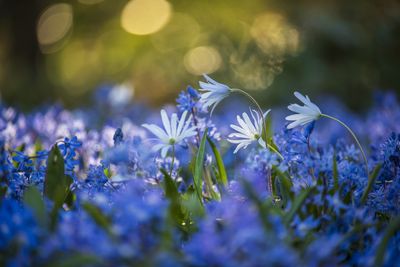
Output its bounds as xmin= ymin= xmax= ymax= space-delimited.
xmin=78 ymin=0 xmax=104 ymax=5
xmin=56 ymin=41 xmax=101 ymax=95
xmin=184 ymin=46 xmax=222 ymax=75
xmin=250 ymin=13 xmax=300 ymax=55
xmin=37 ymin=4 xmax=73 ymax=46
xmin=121 ymin=0 xmax=172 ymax=35
xmin=151 ymin=13 xmax=200 ymax=52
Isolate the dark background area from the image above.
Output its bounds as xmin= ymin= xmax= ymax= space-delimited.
xmin=0 ymin=0 xmax=399 ymax=111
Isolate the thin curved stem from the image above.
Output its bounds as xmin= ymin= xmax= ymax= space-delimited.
xmin=321 ymin=114 xmax=369 ymax=178
xmin=231 ymin=88 xmax=284 ymax=160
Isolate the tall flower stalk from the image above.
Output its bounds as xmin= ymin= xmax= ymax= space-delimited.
xmin=198 ymin=74 xmax=284 ymax=160
xmin=320 ymin=113 xmax=368 ymax=177
xmin=286 ymin=91 xmax=369 ymax=178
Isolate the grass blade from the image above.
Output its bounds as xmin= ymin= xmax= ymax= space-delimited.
xmin=374 ymin=216 xmax=400 ymax=266
xmin=332 ymin=151 xmax=339 ymax=191
xmin=361 ymin=164 xmax=382 ymax=204
xmin=193 ymin=128 xmax=208 ymax=204
xmin=207 ymin=136 xmax=228 ymax=186
xmin=284 ymin=187 xmax=314 ymax=225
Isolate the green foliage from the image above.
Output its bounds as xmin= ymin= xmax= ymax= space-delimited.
xmin=271 ymin=166 xmax=294 ymax=206
xmin=284 ymin=187 xmax=314 ymax=226
xmin=23 ymin=186 xmax=47 ymax=228
xmin=43 ymin=145 xmax=73 ymax=228
xmin=332 ymin=152 xmax=339 ymax=191
xmin=374 ymin=216 xmax=400 ymax=266
xmin=207 ymin=136 xmax=228 ymax=186
xmin=82 ymin=202 xmax=113 ymax=236
xmin=361 ymin=164 xmax=383 ymax=205
xmin=193 ymin=128 xmax=208 ymax=204
xmin=0 ymin=185 xmax=7 ymax=201
xmin=44 ymin=253 xmax=103 ymax=267
xmin=161 ymin=168 xmax=185 ymax=225
xmin=44 ymin=146 xmax=71 ymax=202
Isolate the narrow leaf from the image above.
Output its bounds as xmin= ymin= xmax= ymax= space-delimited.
xmin=207 ymin=137 xmax=228 ymax=186
xmin=284 ymin=187 xmax=314 ymax=225
xmin=193 ymin=128 xmax=208 ymax=204
xmin=272 ymin=166 xmax=294 ymax=204
xmin=361 ymin=164 xmax=382 ymax=204
xmin=82 ymin=202 xmax=112 ymax=235
xmin=0 ymin=186 xmax=7 ymax=199
xmin=332 ymin=152 xmax=339 ymax=191
xmin=374 ymin=216 xmax=400 ymax=266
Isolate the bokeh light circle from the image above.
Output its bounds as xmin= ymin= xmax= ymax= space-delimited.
xmin=37 ymin=4 xmax=73 ymax=46
xmin=250 ymin=12 xmax=300 ymax=55
xmin=121 ymin=0 xmax=172 ymax=35
xmin=184 ymin=46 xmax=222 ymax=75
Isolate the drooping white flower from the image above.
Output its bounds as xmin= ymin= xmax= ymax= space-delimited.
xmin=142 ymin=109 xmax=197 ymax=157
xmin=227 ymin=109 xmax=270 ymax=153
xmin=199 ymin=74 xmax=231 ymax=114
xmin=285 ymin=91 xmax=322 ymax=129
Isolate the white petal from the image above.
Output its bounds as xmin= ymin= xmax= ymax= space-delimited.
xmin=170 ymin=113 xmax=178 ymax=138
xmin=230 ymin=124 xmax=250 ymax=136
xmin=176 ymin=111 xmax=188 ymax=136
xmin=237 ymin=115 xmax=252 ymax=135
xmin=294 ymin=91 xmax=312 ymax=106
xmin=285 ymin=114 xmax=308 ymax=122
xmin=160 ymin=109 xmax=172 ymax=137
xmin=288 ymin=104 xmax=316 ymax=116
xmin=242 ymin=112 xmax=257 ymax=134
xmin=142 ymin=124 xmax=169 ymax=142
xmin=287 ymin=120 xmax=304 ymax=129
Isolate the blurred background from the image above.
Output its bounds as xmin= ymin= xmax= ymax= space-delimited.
xmin=0 ymin=0 xmax=399 ymax=111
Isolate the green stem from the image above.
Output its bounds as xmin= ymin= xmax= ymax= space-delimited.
xmin=321 ymin=114 xmax=369 ymax=178
xmin=170 ymin=145 xmax=175 ymax=178
xmin=231 ymin=88 xmax=284 ymax=160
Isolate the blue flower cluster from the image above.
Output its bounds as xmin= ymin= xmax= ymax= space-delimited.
xmin=0 ymin=83 xmax=399 ymax=267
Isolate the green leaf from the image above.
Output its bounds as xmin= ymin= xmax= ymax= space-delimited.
xmin=34 ymin=139 xmax=43 ymax=154
xmin=332 ymin=152 xmax=339 ymax=192
xmin=181 ymin=185 xmax=204 ymax=220
xmin=44 ymin=145 xmax=72 ymax=203
xmin=261 ymin=114 xmax=280 ymax=152
xmin=261 ymin=113 xmax=273 ymax=142
xmin=161 ymin=168 xmax=185 ymax=224
xmin=193 ymin=128 xmax=208 ymax=204
xmin=104 ymin=167 xmax=112 ymax=178
xmin=207 ymin=137 xmax=228 ymax=186
xmin=82 ymin=202 xmax=112 ymax=235
xmin=0 ymin=185 xmax=7 ymax=199
xmin=374 ymin=216 xmax=400 ymax=267
xmin=360 ymin=164 xmax=382 ymax=205
xmin=240 ymin=178 xmax=284 ymax=231
xmin=23 ymin=186 xmax=47 ymax=228
xmin=284 ymin=187 xmax=314 ymax=225
xmin=272 ymin=166 xmax=294 ymax=205
xmin=44 ymin=145 xmax=73 ymax=229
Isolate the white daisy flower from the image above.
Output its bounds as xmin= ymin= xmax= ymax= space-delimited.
xmin=228 ymin=109 xmax=271 ymax=153
xmin=142 ymin=109 xmax=197 ymax=157
xmin=199 ymin=74 xmax=231 ymax=114
xmin=285 ymin=91 xmax=322 ymax=129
